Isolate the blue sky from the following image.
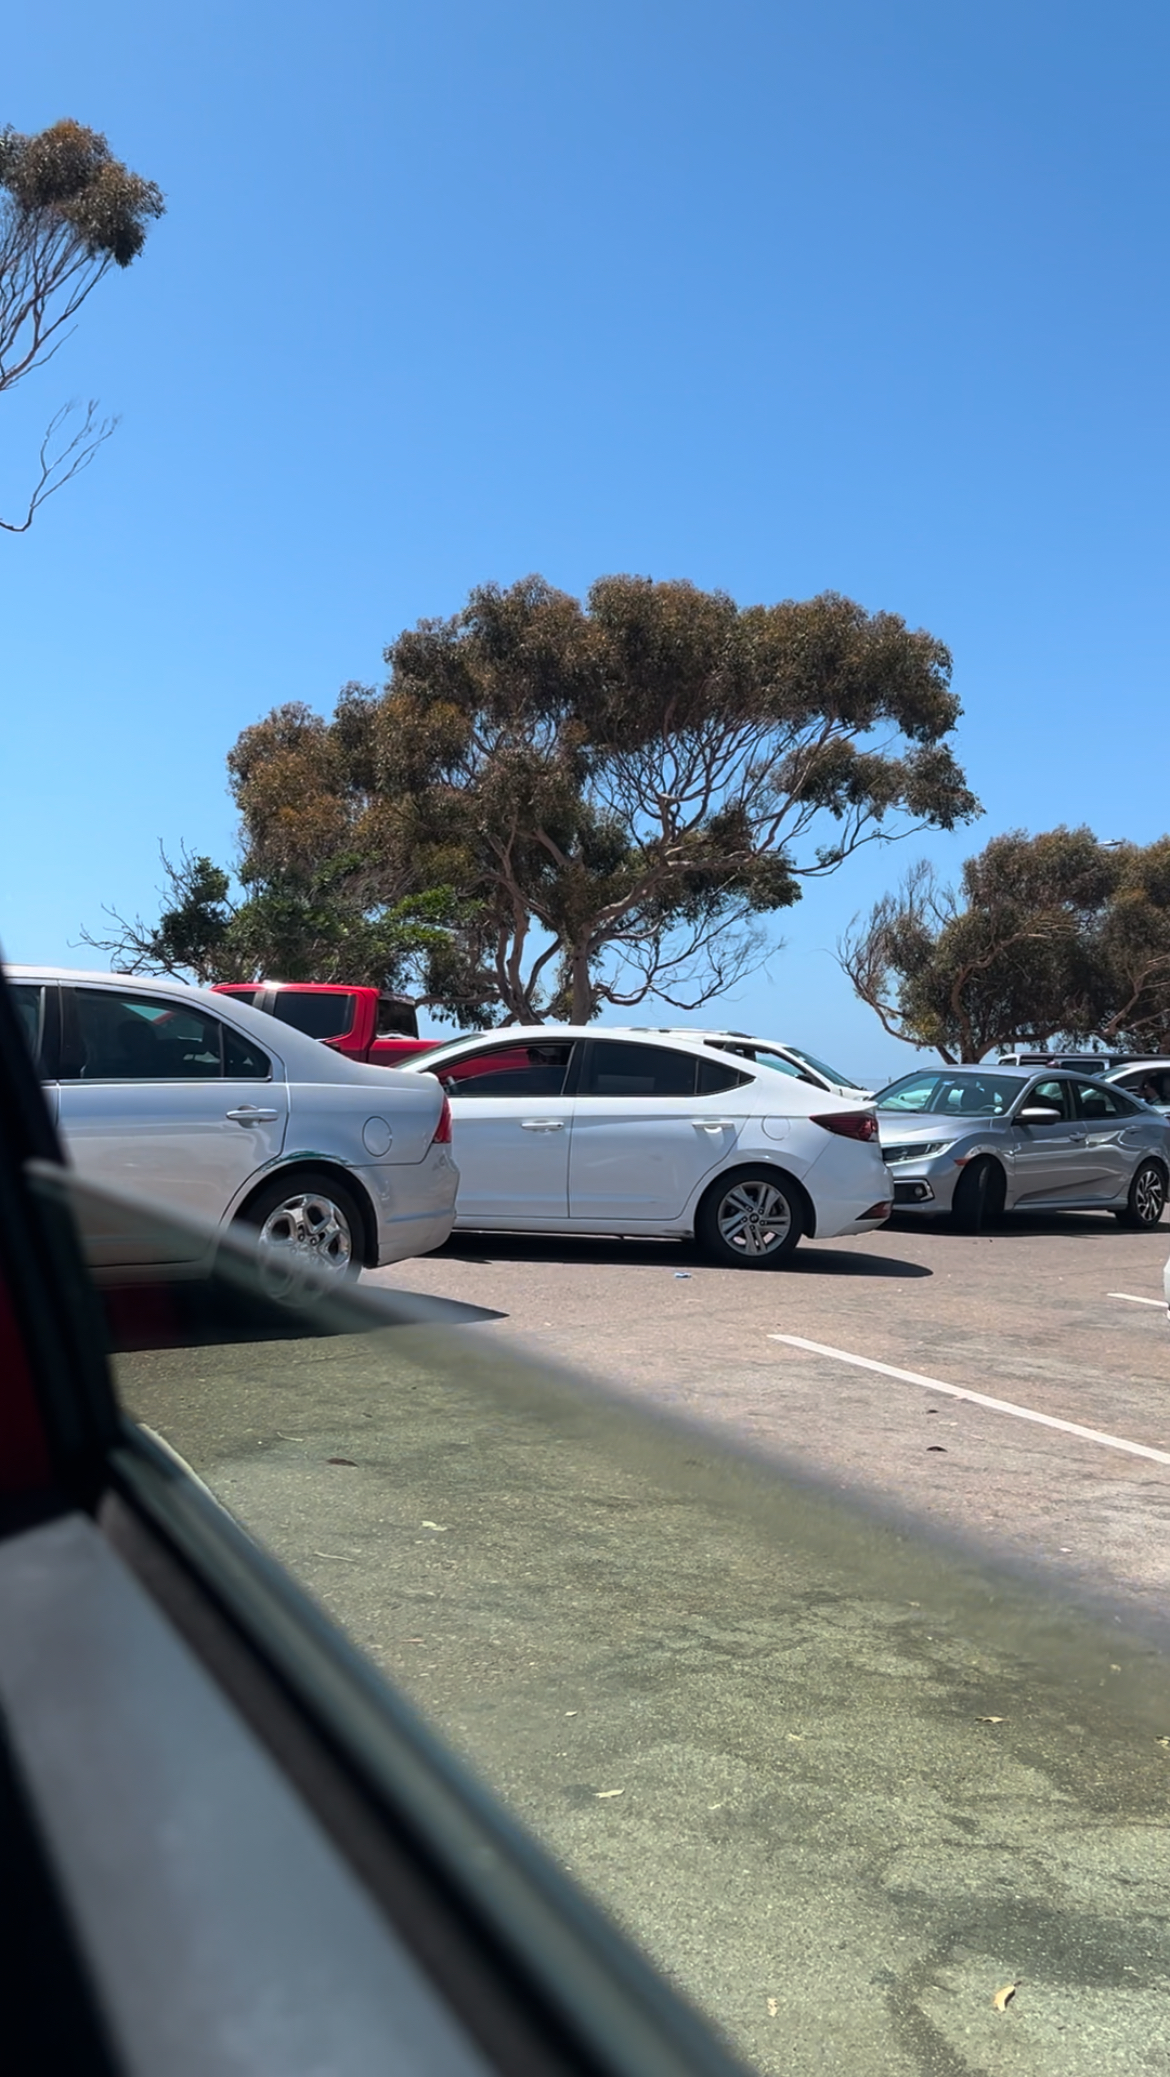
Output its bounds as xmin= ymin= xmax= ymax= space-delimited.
xmin=2 ymin=1 xmax=1167 ymax=1080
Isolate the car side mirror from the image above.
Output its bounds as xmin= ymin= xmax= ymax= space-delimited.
xmin=1016 ymin=1105 xmax=1062 ymax=1125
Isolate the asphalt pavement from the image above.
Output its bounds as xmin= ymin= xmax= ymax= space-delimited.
xmin=111 ymin=1213 xmax=1170 ymax=2077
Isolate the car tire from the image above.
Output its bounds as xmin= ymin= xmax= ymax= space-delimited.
xmin=231 ymin=1171 xmax=366 ymax=1306
xmin=695 ymin=1167 xmax=803 ymax=1269
xmin=950 ymin=1156 xmax=1006 ymax=1234
xmin=1115 ymin=1160 xmax=1167 ymax=1231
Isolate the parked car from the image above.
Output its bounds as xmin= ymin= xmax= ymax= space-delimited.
xmin=874 ymin=1065 xmax=1170 ymax=1228
xmin=1101 ymin=1058 xmax=1170 ymax=1115
xmin=997 ymin=1048 xmax=1144 ymax=1073
xmin=6 ymin=967 xmax=458 ymax=1294
xmin=211 ymin=978 xmax=437 ymax=1062
xmin=634 ymin=1027 xmax=873 ymax=1100
xmin=400 ymin=1024 xmax=891 ymax=1266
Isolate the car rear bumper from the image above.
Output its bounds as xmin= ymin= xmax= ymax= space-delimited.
xmin=353 ymin=1150 xmax=459 ymax=1265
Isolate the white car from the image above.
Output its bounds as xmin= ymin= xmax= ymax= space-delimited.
xmin=1102 ymin=1060 xmax=1170 ymax=1116
xmin=400 ymin=1024 xmax=891 ymax=1266
xmin=6 ymin=968 xmax=458 ymax=1294
xmin=631 ymin=1027 xmax=874 ymax=1101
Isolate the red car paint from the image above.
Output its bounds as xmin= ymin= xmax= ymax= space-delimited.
xmin=210 ymin=982 xmax=436 ymax=1066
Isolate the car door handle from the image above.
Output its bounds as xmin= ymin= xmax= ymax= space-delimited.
xmin=226 ymin=1106 xmax=281 ymax=1124
xmin=692 ymin=1118 xmax=734 ymax=1131
xmin=519 ymin=1119 xmax=564 ymax=1131
xmin=1067 ymin=1130 xmax=1087 ymax=1142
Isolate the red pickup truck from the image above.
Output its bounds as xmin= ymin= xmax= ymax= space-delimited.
xmin=210 ymin=981 xmax=437 ymax=1065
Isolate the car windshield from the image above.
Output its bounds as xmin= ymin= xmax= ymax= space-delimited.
xmin=876 ymin=1070 xmax=1023 ymax=1116
xmin=782 ymin=1043 xmax=861 ymax=1087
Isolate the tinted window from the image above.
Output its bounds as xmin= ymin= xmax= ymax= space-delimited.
xmin=9 ymin=983 xmax=44 ymax=1070
xmin=1115 ymin=1069 xmax=1170 ymax=1105
xmin=1025 ymin=1078 xmax=1071 ymax=1119
xmin=66 ymin=989 xmax=232 ymax=1080
xmin=222 ymin=1024 xmax=272 ymax=1080
xmin=432 ymin=1042 xmax=574 ymax=1098
xmin=696 ymin=1056 xmax=752 ymax=1095
xmin=582 ymin=1041 xmax=697 ymax=1098
xmin=376 ymin=997 xmax=418 ymax=1038
xmin=1072 ymin=1079 xmax=1137 ymax=1120
xmin=222 ymin=987 xmax=261 ymax=1006
xmin=271 ymin=991 xmax=357 ymax=1041
xmin=877 ymin=1071 xmax=1021 ymax=1116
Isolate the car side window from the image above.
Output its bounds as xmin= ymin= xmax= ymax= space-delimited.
xmin=1117 ymin=1069 xmax=1170 ymax=1105
xmin=696 ymin=1057 xmax=752 ymax=1095
xmin=1026 ymin=1078 xmax=1071 ymax=1119
xmin=223 ymin=1024 xmax=273 ymax=1080
xmin=9 ymin=984 xmax=46 ymax=1072
xmin=1071 ymin=1079 xmax=1136 ymax=1121
xmin=581 ymin=1041 xmax=698 ymax=1098
xmin=63 ymin=988 xmax=253 ymax=1081
xmin=433 ymin=1042 xmax=575 ymax=1098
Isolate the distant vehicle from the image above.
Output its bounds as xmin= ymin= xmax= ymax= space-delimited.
xmin=1101 ymin=1059 xmax=1170 ymax=1116
xmin=997 ymin=1048 xmax=1145 ymax=1073
xmin=629 ymin=1027 xmax=874 ymax=1101
xmin=400 ymin=1023 xmax=891 ymax=1267
xmin=7 ymin=968 xmax=457 ymax=1296
xmin=874 ymin=1064 xmax=1170 ymax=1229
xmin=211 ymin=980 xmax=436 ymax=1064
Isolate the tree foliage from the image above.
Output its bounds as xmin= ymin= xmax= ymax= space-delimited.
xmin=0 ymin=118 xmax=163 ymax=530
xmin=81 ymin=844 xmax=457 ymax=993
xmin=841 ymin=827 xmax=1170 ymax=1061
xmin=222 ymin=576 xmax=977 ymax=1023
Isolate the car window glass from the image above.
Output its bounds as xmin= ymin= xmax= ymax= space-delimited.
xmin=271 ymin=991 xmax=357 ymax=1041
xmin=222 ymin=1024 xmax=272 ymax=1080
xmin=66 ymin=988 xmax=228 ymax=1080
xmin=1026 ymin=1078 xmax=1070 ymax=1118
xmin=1072 ymin=1079 xmax=1134 ymax=1120
xmin=1118 ymin=1069 xmax=1170 ymax=1105
xmin=696 ymin=1056 xmax=752 ymax=1096
xmin=433 ymin=1042 xmax=574 ymax=1098
xmin=9 ymin=983 xmax=45 ymax=1070
xmin=376 ymin=997 xmax=418 ymax=1038
xmin=734 ymin=1047 xmax=807 ymax=1081
xmin=582 ymin=1041 xmax=698 ymax=1098
xmin=878 ymin=1072 xmax=1020 ymax=1115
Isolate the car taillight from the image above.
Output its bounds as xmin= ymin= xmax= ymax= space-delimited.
xmin=811 ymin=1109 xmax=879 ymax=1142
xmin=431 ymin=1094 xmax=453 ymax=1145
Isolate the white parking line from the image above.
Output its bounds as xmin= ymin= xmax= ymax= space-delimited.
xmin=1108 ymin=1292 xmax=1165 ymax=1308
xmin=769 ymin=1334 xmax=1170 ymax=1468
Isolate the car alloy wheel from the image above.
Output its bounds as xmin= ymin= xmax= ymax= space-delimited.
xmin=235 ymin=1173 xmax=364 ymax=1304
xmin=1119 ymin=1160 xmax=1167 ymax=1230
xmin=698 ymin=1168 xmax=801 ymax=1268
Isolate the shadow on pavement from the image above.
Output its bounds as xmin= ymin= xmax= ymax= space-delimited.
xmin=432 ymin=1231 xmax=932 ymax=1278
xmin=887 ymin=1209 xmax=1166 ymax=1240
xmin=101 ymin=1279 xmax=506 ymax=1353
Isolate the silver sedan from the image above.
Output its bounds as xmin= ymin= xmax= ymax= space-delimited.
xmin=6 ymin=966 xmax=459 ymax=1296
xmin=875 ymin=1065 xmax=1170 ymax=1230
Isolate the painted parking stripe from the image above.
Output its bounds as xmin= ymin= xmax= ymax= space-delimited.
xmin=1108 ymin=1291 xmax=1165 ymax=1308
xmin=769 ymin=1334 xmax=1170 ymax=1468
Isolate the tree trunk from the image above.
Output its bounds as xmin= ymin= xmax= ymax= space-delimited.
xmin=569 ymin=946 xmax=594 ymax=1024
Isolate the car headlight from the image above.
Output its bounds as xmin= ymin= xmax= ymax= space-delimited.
xmin=884 ymin=1140 xmax=953 ymax=1163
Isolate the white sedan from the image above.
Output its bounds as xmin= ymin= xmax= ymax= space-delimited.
xmin=400 ymin=1024 xmax=891 ymax=1266
xmin=7 ymin=967 xmax=458 ymax=1295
